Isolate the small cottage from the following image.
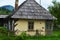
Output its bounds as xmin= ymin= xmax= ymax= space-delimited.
xmin=0 ymin=0 xmax=56 ymax=36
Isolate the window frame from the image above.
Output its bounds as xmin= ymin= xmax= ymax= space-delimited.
xmin=46 ymin=21 xmax=52 ymax=30
xmin=28 ymin=20 xmax=34 ymax=31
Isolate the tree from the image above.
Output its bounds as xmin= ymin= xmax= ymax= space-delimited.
xmin=48 ymin=0 xmax=60 ymax=30
xmin=0 ymin=8 xmax=12 ymax=14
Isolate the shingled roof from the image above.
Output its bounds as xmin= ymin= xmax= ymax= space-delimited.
xmin=0 ymin=15 xmax=9 ymax=18
xmin=11 ymin=0 xmax=56 ymax=20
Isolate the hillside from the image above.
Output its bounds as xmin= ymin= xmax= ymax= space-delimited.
xmin=0 ymin=5 xmax=14 ymax=15
xmin=0 ymin=5 xmax=14 ymax=11
xmin=0 ymin=7 xmax=12 ymax=15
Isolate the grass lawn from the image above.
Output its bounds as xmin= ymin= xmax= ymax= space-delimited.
xmin=0 ymin=30 xmax=60 ymax=40
xmin=53 ymin=31 xmax=60 ymax=36
xmin=14 ymin=31 xmax=60 ymax=40
xmin=26 ymin=36 xmax=60 ymax=40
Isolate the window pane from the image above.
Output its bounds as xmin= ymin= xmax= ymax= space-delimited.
xmin=28 ymin=21 xmax=34 ymax=31
xmin=46 ymin=21 xmax=52 ymax=29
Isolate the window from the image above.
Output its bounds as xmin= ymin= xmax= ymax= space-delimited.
xmin=28 ymin=21 xmax=34 ymax=31
xmin=46 ymin=21 xmax=52 ymax=30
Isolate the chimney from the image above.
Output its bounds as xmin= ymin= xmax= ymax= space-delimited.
xmin=15 ymin=0 xmax=19 ymax=10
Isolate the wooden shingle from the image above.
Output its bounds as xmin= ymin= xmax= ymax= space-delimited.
xmin=11 ymin=0 xmax=56 ymax=20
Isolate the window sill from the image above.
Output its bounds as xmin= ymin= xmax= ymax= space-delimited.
xmin=28 ymin=30 xmax=34 ymax=32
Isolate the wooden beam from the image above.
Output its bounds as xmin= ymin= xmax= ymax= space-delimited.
xmin=12 ymin=20 xmax=15 ymax=31
xmin=8 ymin=20 xmax=10 ymax=30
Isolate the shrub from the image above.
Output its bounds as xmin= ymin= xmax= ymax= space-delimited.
xmin=15 ymin=32 xmax=27 ymax=40
xmin=0 ymin=27 xmax=8 ymax=36
xmin=20 ymin=32 xmax=27 ymax=37
xmin=0 ymin=27 xmax=7 ymax=32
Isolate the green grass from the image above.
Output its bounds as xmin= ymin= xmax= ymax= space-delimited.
xmin=53 ymin=31 xmax=60 ymax=36
xmin=0 ymin=30 xmax=60 ymax=40
xmin=14 ymin=31 xmax=60 ymax=40
xmin=26 ymin=36 xmax=60 ymax=40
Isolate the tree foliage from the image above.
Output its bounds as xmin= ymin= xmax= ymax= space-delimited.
xmin=48 ymin=0 xmax=60 ymax=25
xmin=0 ymin=8 xmax=12 ymax=14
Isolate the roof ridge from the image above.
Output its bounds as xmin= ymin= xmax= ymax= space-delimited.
xmin=9 ymin=0 xmax=56 ymax=20
xmin=6 ymin=0 xmax=27 ymax=18
xmin=34 ymin=0 xmax=47 ymax=11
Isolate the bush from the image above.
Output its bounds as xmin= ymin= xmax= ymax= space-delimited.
xmin=0 ymin=27 xmax=60 ymax=40
xmin=0 ymin=27 xmax=7 ymax=32
xmin=0 ymin=27 xmax=8 ymax=36
xmin=15 ymin=32 xmax=27 ymax=40
xmin=20 ymin=32 xmax=27 ymax=37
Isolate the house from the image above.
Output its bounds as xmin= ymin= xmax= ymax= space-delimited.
xmin=0 ymin=0 xmax=56 ymax=36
